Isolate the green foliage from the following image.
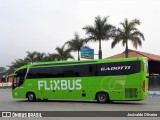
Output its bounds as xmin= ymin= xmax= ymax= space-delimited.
xmin=83 ymin=16 xmax=115 ymax=59
xmin=7 ymin=59 xmax=29 ymax=74
xmin=25 ymin=51 xmax=37 ymax=64
xmin=7 ymin=51 xmax=60 ymax=74
xmin=55 ymin=45 xmax=74 ymax=61
xmin=111 ymin=18 xmax=145 ymax=58
xmin=43 ymin=53 xmax=59 ymax=62
xmin=65 ymin=33 xmax=87 ymax=60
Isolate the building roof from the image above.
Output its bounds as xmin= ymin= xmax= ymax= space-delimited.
xmin=106 ymin=49 xmax=160 ymax=61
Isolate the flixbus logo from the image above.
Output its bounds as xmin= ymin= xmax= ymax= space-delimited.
xmin=101 ymin=66 xmax=131 ymax=71
xmin=38 ymin=79 xmax=82 ymax=91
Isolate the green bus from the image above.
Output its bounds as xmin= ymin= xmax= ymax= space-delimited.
xmin=11 ymin=57 xmax=148 ymax=103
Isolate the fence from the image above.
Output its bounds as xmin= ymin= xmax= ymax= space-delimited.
xmin=0 ymin=82 xmax=12 ymax=87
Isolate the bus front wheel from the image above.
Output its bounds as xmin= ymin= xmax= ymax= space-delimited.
xmin=27 ymin=92 xmax=36 ymax=102
xmin=96 ymin=92 xmax=110 ymax=103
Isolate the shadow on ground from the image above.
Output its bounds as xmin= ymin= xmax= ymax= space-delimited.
xmin=14 ymin=99 xmax=146 ymax=105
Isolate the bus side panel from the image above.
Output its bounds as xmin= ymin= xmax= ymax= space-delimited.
xmin=12 ymin=88 xmax=22 ymax=98
xmin=25 ymin=78 xmax=88 ymax=100
xmin=86 ymin=76 xmax=124 ymax=101
xmin=22 ymin=79 xmax=40 ymax=99
xmin=86 ymin=74 xmax=142 ymax=101
xmin=121 ymin=73 xmax=141 ymax=100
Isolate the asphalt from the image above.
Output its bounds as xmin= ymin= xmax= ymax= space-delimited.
xmin=0 ymin=89 xmax=160 ymax=120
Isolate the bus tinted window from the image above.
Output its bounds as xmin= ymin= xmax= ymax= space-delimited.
xmin=63 ymin=65 xmax=92 ymax=77
xmin=27 ymin=64 xmax=92 ymax=79
xmin=97 ymin=61 xmax=141 ymax=76
xmin=27 ymin=67 xmax=63 ymax=78
xmin=26 ymin=61 xmax=141 ymax=79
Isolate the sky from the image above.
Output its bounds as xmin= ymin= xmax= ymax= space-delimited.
xmin=0 ymin=0 xmax=160 ymax=67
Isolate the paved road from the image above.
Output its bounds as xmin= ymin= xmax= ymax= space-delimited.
xmin=0 ymin=89 xmax=160 ymax=120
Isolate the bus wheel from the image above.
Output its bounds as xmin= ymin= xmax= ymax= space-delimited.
xmin=96 ymin=92 xmax=109 ymax=103
xmin=27 ymin=92 xmax=36 ymax=102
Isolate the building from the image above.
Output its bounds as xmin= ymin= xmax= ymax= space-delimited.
xmin=107 ymin=49 xmax=160 ymax=60
xmin=106 ymin=49 xmax=160 ymax=92
xmin=0 ymin=67 xmax=7 ymax=83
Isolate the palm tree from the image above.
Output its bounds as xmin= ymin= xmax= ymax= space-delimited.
xmin=111 ymin=18 xmax=145 ymax=58
xmin=7 ymin=59 xmax=29 ymax=73
xmin=25 ymin=51 xmax=37 ymax=64
xmin=35 ymin=52 xmax=46 ymax=62
xmin=83 ymin=16 xmax=115 ymax=59
xmin=55 ymin=45 xmax=74 ymax=61
xmin=43 ymin=53 xmax=59 ymax=62
xmin=11 ymin=59 xmax=28 ymax=68
xmin=65 ymin=33 xmax=87 ymax=60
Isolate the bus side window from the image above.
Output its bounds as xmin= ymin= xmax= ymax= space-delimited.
xmin=89 ymin=65 xmax=93 ymax=72
xmin=64 ymin=70 xmax=77 ymax=77
xmin=89 ymin=65 xmax=97 ymax=76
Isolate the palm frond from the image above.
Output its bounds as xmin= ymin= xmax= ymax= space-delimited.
xmin=130 ymin=30 xmax=145 ymax=40
xmin=112 ymin=18 xmax=144 ymax=51
xmin=55 ymin=45 xmax=74 ymax=61
xmin=129 ymin=37 xmax=142 ymax=49
xmin=111 ymin=35 xmax=123 ymax=48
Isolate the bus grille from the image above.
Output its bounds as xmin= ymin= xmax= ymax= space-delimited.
xmin=125 ymin=88 xmax=137 ymax=98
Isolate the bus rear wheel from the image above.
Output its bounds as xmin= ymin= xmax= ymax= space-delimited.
xmin=96 ymin=92 xmax=110 ymax=103
xmin=27 ymin=92 xmax=36 ymax=102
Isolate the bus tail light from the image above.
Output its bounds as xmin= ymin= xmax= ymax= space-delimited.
xmin=142 ymin=80 xmax=145 ymax=92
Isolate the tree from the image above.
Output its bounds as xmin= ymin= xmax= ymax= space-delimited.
xmin=111 ymin=18 xmax=145 ymax=58
xmin=55 ymin=45 xmax=74 ymax=61
xmin=35 ymin=52 xmax=46 ymax=62
xmin=25 ymin=51 xmax=37 ymax=64
xmin=7 ymin=59 xmax=28 ymax=73
xmin=83 ymin=16 xmax=115 ymax=59
xmin=65 ymin=33 xmax=87 ymax=60
xmin=11 ymin=59 xmax=28 ymax=68
xmin=43 ymin=53 xmax=59 ymax=62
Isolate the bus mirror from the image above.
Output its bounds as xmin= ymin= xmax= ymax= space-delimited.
xmin=13 ymin=83 xmax=16 ymax=87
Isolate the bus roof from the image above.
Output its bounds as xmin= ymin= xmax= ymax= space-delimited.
xmin=15 ymin=57 xmax=146 ymax=71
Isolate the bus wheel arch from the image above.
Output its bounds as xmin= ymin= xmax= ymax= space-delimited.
xmin=26 ymin=92 xmax=36 ymax=102
xmin=96 ymin=91 xmax=110 ymax=103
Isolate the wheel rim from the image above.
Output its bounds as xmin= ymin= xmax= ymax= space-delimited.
xmin=98 ymin=93 xmax=106 ymax=102
xmin=29 ymin=94 xmax=34 ymax=101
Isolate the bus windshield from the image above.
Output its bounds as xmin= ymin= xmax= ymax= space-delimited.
xmin=12 ymin=69 xmax=27 ymax=89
